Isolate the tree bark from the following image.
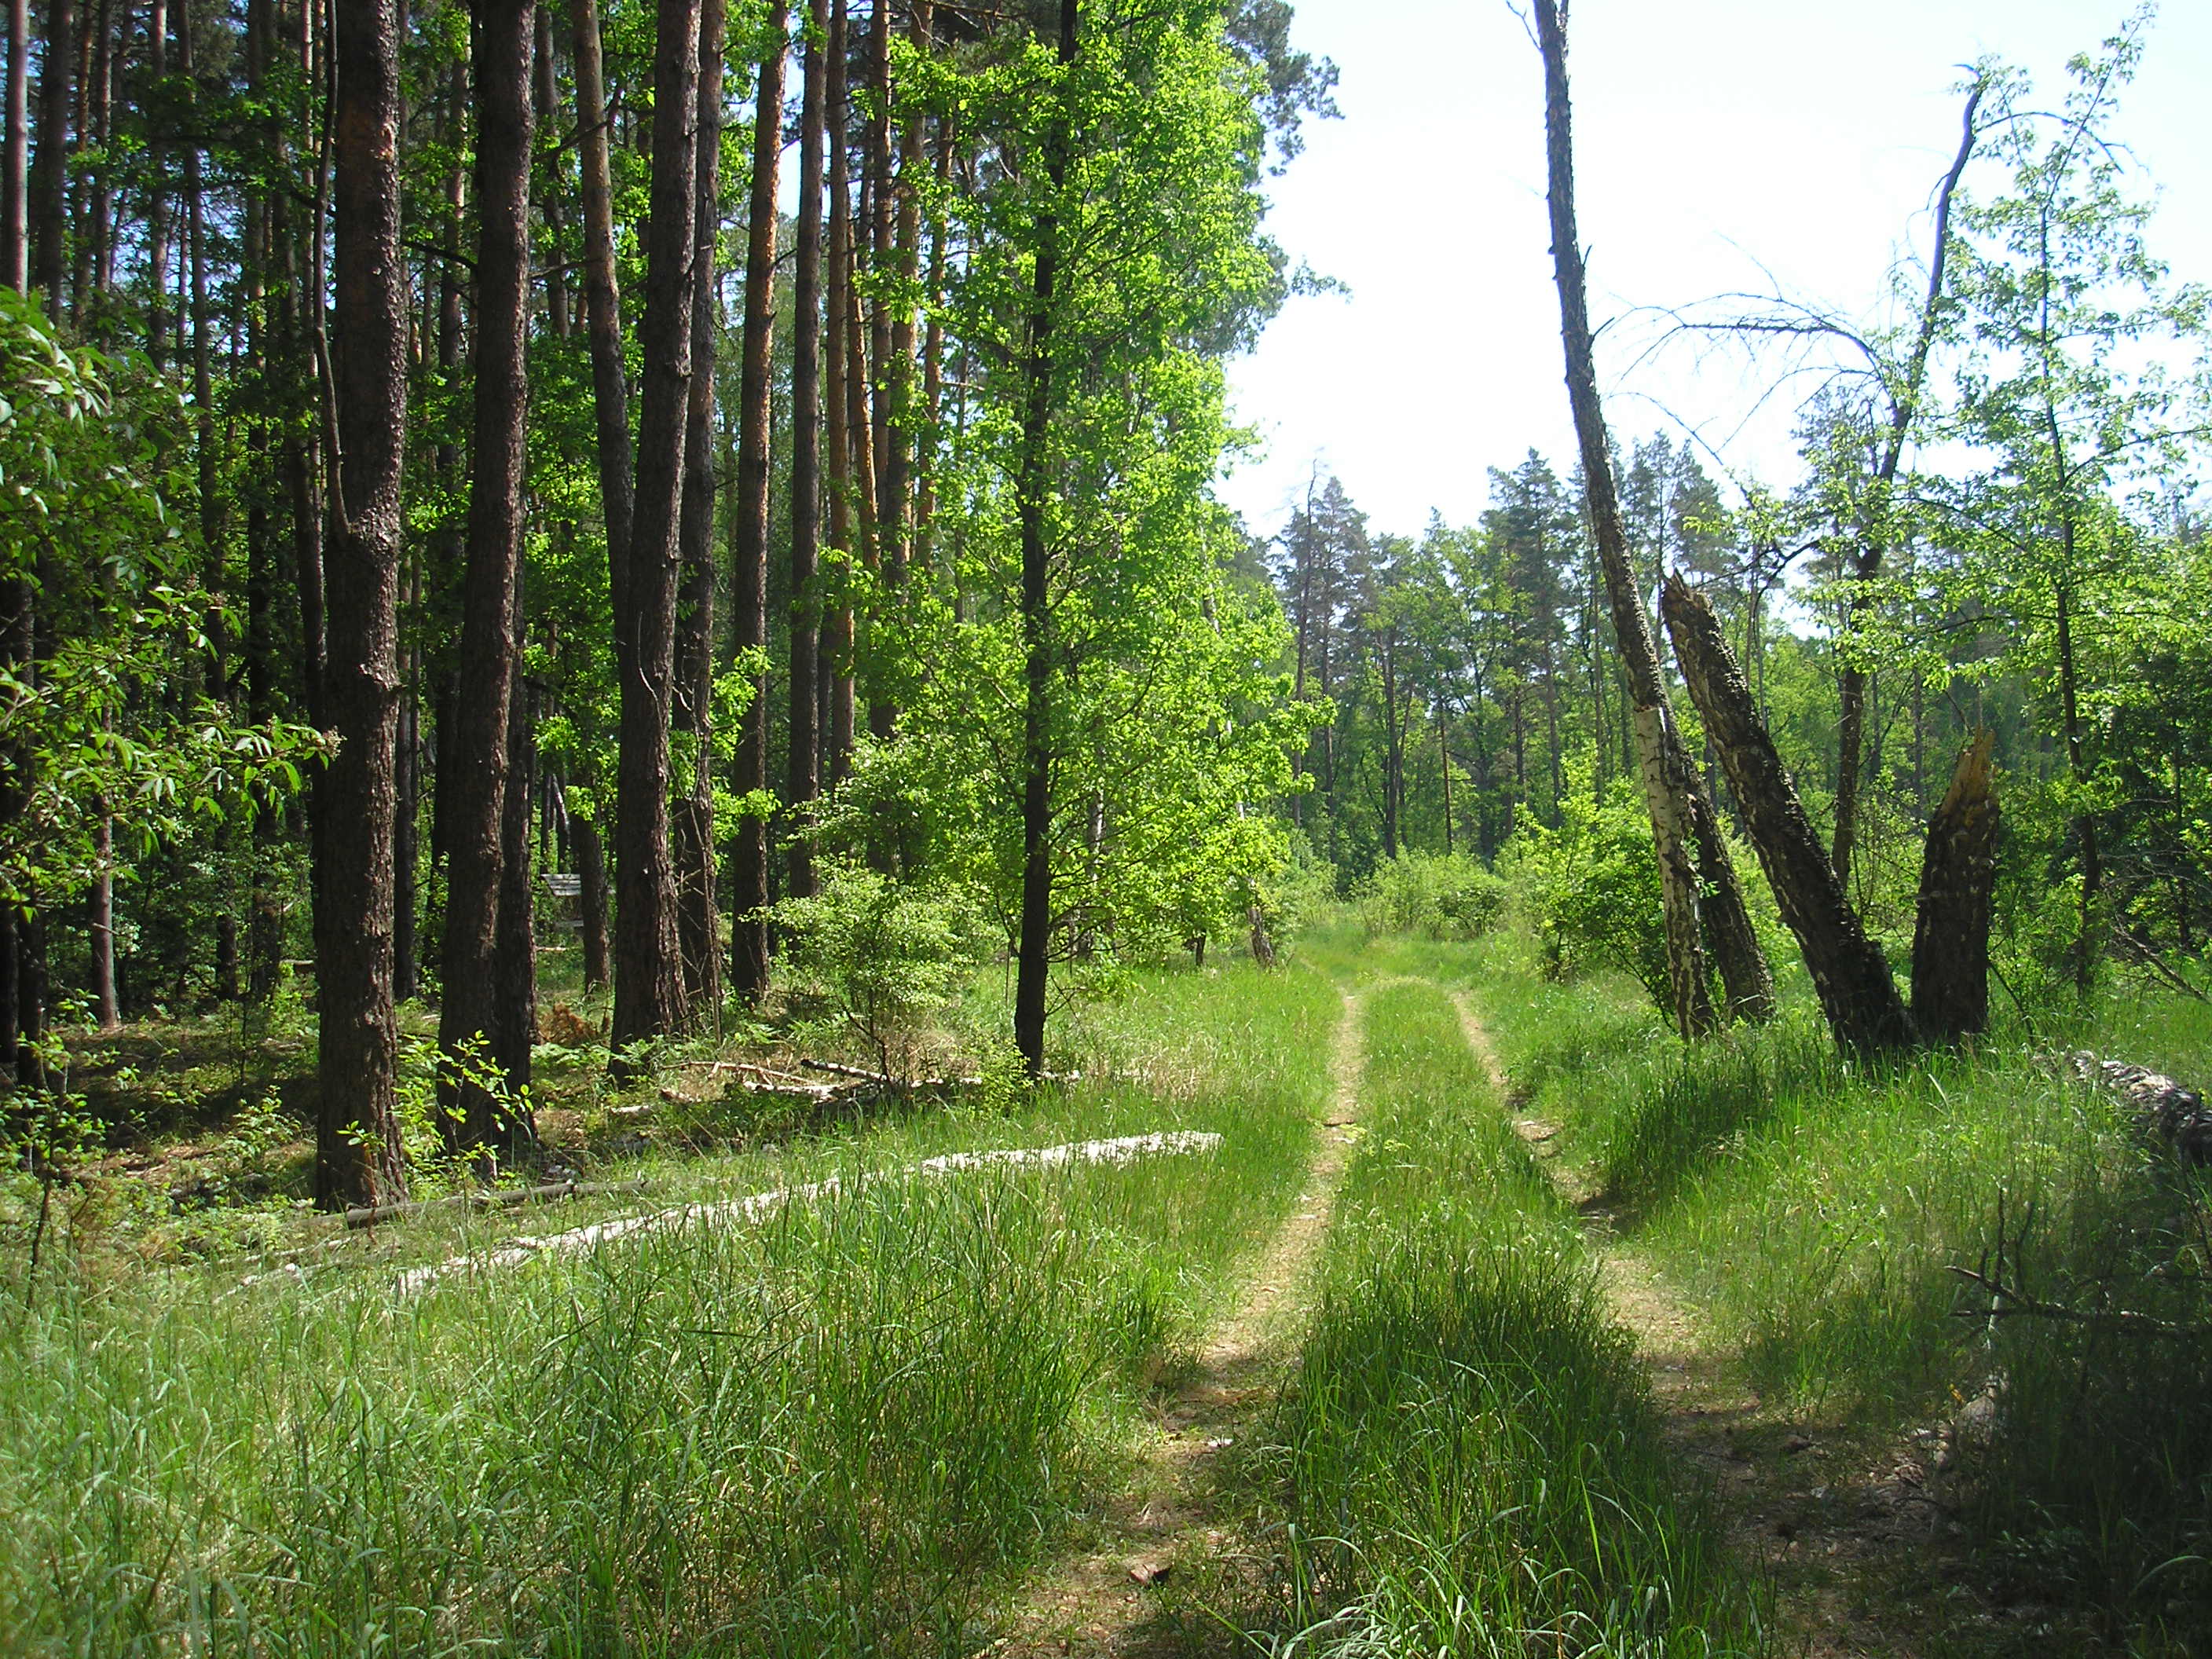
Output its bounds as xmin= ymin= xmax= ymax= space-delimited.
xmin=1012 ymin=0 xmax=1077 ymax=1078
xmin=1833 ymin=81 xmax=1981 ymax=893
xmin=438 ymin=0 xmax=535 ymax=1150
xmin=672 ymin=0 xmax=726 ymax=1013
xmin=1661 ymin=572 xmax=1915 ymax=1053
xmin=315 ymin=0 xmax=412 ymax=1210
xmin=1910 ymin=728 xmax=1998 ymax=1044
xmin=1533 ymin=0 xmax=1715 ymax=1041
xmin=1672 ymin=723 xmax=1777 ymax=1023
xmin=606 ymin=0 xmax=705 ymax=1054
xmin=491 ymin=644 xmax=537 ymax=1146
xmin=786 ymin=0 xmax=824 ymax=899
xmin=2 ymin=0 xmax=24 ymax=291
xmin=728 ymin=0 xmax=784 ymax=1002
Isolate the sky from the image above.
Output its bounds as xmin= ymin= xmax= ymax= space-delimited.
xmin=1215 ymin=0 xmax=2212 ymax=544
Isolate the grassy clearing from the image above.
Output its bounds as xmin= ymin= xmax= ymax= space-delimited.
xmin=1452 ymin=933 xmax=2212 ymax=1652
xmin=1258 ymin=969 xmax=1760 ymax=1656
xmin=0 ymin=957 xmax=1339 ymax=1657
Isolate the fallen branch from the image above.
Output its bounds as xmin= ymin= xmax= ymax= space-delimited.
xmin=1947 ymin=1264 xmax=2209 ymax=1339
xmin=386 ymin=1130 xmax=1224 ymax=1298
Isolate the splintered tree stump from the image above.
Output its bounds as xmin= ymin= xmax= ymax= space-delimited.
xmin=1911 ymin=731 xmax=1999 ymax=1043
xmin=1660 ymin=573 xmax=1916 ymax=1053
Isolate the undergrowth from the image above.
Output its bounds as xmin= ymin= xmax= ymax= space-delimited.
xmin=0 ymin=957 xmax=1339 ymax=1657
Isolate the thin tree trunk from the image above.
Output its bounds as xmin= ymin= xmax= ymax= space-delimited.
xmin=90 ymin=804 xmax=119 ymax=1028
xmin=1661 ymin=573 xmax=1914 ymax=1053
xmin=438 ymin=0 xmax=536 ymax=1151
xmin=672 ymin=0 xmax=727 ymax=1013
xmin=26 ymin=0 xmax=67 ymax=304
xmin=786 ymin=0 xmax=824 ymax=899
xmin=1013 ymin=0 xmax=1077 ymax=1078
xmin=1534 ymin=0 xmax=1715 ymax=1041
xmin=573 ymin=805 xmax=610 ymax=991
xmin=2 ymin=0 xmax=24 ymax=291
xmin=1910 ymin=728 xmax=1998 ymax=1043
xmin=391 ymin=599 xmax=418 ymax=998
xmin=726 ymin=0 xmax=783 ymax=1001
xmin=491 ymin=644 xmax=537 ymax=1147
xmin=1833 ymin=81 xmax=1982 ymax=892
xmin=1674 ymin=728 xmax=1777 ymax=1024
xmin=315 ymin=0 xmax=411 ymax=1210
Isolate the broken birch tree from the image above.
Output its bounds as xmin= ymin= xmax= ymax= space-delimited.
xmin=1909 ymin=729 xmax=1999 ymax=1042
xmin=1661 ymin=572 xmax=1917 ymax=1052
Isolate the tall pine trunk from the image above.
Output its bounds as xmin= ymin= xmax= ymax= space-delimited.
xmin=314 ymin=0 xmax=411 ymax=1210
xmin=785 ymin=0 xmax=824 ymax=900
xmin=822 ymin=0 xmax=856 ymax=781
xmin=2 ymin=0 xmax=24 ymax=291
xmin=1012 ymin=0 xmax=1077 ymax=1077
xmin=727 ymin=1 xmax=783 ymax=1000
xmin=438 ymin=0 xmax=535 ymax=1152
xmin=672 ymin=0 xmax=725 ymax=1012
xmin=600 ymin=0 xmax=703 ymax=1053
xmin=1534 ymin=0 xmax=1718 ymax=1041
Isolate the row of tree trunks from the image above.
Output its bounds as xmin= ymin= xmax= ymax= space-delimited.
xmin=672 ymin=0 xmax=730 ymax=1014
xmin=606 ymin=0 xmax=705 ymax=1057
xmin=1534 ymin=0 xmax=1771 ymax=1040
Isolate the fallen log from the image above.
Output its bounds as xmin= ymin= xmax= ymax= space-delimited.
xmin=340 ymin=1177 xmax=650 ymax=1231
xmin=2061 ymin=1051 xmax=2212 ymax=1164
xmin=387 ymin=1130 xmax=1224 ymax=1298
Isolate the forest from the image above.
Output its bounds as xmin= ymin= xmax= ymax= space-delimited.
xmin=1 ymin=0 xmax=2210 ymax=1650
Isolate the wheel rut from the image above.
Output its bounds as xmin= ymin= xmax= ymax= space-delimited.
xmin=988 ymin=991 xmax=1364 ymax=1657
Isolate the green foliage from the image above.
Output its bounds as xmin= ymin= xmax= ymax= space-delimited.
xmin=1509 ymin=778 xmax=1672 ymax=1011
xmin=1354 ymin=848 xmax=1507 ymax=941
xmin=775 ymin=862 xmax=989 ymax=1082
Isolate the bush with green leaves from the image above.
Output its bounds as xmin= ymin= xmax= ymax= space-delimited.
xmin=1355 ymin=849 xmax=1508 ymax=941
xmin=1507 ymin=781 xmax=1674 ymax=1009
xmin=775 ymin=863 xmax=989 ymax=1084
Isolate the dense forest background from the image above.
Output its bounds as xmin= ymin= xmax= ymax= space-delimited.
xmin=0 ymin=0 xmax=2206 ymax=1202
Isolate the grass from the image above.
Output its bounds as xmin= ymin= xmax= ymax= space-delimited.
xmin=1258 ymin=968 xmax=1760 ymax=1656
xmin=0 ymin=954 xmax=1340 ymax=1657
xmin=1451 ymin=930 xmax=2212 ymax=1654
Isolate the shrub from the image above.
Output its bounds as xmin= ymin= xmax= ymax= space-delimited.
xmin=1356 ymin=850 xmax=1508 ymax=941
xmin=774 ymin=862 xmax=987 ymax=1085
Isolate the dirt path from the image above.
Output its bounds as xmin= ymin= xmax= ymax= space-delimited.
xmin=990 ymin=991 xmax=1365 ymax=1657
xmin=1446 ymin=987 xmax=1949 ymax=1659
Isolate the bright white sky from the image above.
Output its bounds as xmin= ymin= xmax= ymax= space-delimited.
xmin=1217 ymin=0 xmax=2212 ymax=544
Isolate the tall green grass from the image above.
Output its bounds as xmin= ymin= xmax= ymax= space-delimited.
xmin=1456 ymin=939 xmax=2212 ymax=1650
xmin=0 ymin=957 xmax=1339 ymax=1656
xmin=1264 ymin=978 xmax=1759 ymax=1656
